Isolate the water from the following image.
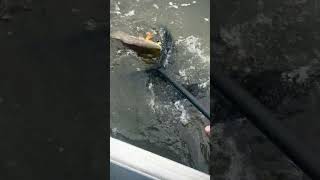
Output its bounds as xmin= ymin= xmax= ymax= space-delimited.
xmin=213 ymin=0 xmax=320 ymax=179
xmin=110 ymin=0 xmax=210 ymax=173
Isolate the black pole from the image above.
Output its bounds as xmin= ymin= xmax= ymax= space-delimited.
xmin=213 ymin=69 xmax=320 ymax=180
xmin=157 ymin=68 xmax=210 ymax=120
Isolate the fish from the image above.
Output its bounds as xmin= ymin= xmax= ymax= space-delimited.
xmin=111 ymin=31 xmax=161 ymax=60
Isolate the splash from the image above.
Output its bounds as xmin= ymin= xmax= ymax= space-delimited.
xmin=198 ymin=79 xmax=210 ymax=88
xmin=148 ymin=82 xmax=156 ymax=112
xmin=178 ymin=69 xmax=188 ymax=81
xmin=153 ymin=4 xmax=159 ymax=9
xmin=176 ymin=35 xmax=210 ymax=63
xmin=181 ymin=3 xmax=191 ymax=7
xmin=174 ymin=100 xmax=190 ymax=125
xmin=111 ymin=3 xmax=121 ymax=15
xmin=124 ymin=10 xmax=135 ymax=17
xmin=169 ymin=2 xmax=179 ymax=9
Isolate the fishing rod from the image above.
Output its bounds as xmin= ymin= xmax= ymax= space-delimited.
xmin=156 ymin=68 xmax=210 ymax=119
xmin=213 ymin=67 xmax=320 ymax=180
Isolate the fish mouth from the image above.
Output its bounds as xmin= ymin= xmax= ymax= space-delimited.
xmin=137 ymin=26 xmax=174 ymax=66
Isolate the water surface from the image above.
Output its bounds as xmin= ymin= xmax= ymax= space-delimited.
xmin=110 ymin=0 xmax=210 ymax=173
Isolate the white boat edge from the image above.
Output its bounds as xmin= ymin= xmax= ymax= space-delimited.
xmin=110 ymin=137 xmax=210 ymax=180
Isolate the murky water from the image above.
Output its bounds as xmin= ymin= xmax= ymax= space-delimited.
xmin=213 ymin=0 xmax=320 ymax=179
xmin=110 ymin=0 xmax=210 ymax=173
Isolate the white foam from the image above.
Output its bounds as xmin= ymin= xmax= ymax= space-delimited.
xmin=153 ymin=4 xmax=159 ymax=9
xmin=126 ymin=49 xmax=136 ymax=56
xmin=115 ymin=3 xmax=120 ymax=11
xmin=176 ymin=35 xmax=210 ymax=63
xmin=174 ymin=100 xmax=189 ymax=125
xmin=179 ymin=69 xmax=186 ymax=77
xmin=181 ymin=3 xmax=191 ymax=7
xmin=110 ymin=11 xmax=121 ymax=15
xmin=169 ymin=2 xmax=179 ymax=9
xmin=178 ymin=69 xmax=188 ymax=81
xmin=198 ymin=79 xmax=210 ymax=88
xmin=124 ymin=10 xmax=135 ymax=16
xmin=148 ymin=83 xmax=156 ymax=112
xmin=152 ymin=17 xmax=157 ymax=22
xmin=111 ymin=3 xmax=121 ymax=15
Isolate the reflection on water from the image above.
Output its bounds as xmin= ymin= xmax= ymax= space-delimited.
xmin=110 ymin=0 xmax=210 ymax=173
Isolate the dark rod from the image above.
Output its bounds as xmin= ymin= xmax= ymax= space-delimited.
xmin=213 ymin=69 xmax=320 ymax=180
xmin=157 ymin=68 xmax=210 ymax=120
